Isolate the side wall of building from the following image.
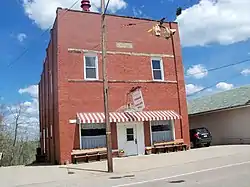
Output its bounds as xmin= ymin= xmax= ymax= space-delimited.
xmin=54 ymin=10 xmax=189 ymax=164
xmin=189 ymin=106 xmax=250 ymax=145
xmin=39 ymin=18 xmax=61 ymax=164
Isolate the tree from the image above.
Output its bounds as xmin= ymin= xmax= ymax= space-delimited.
xmin=0 ymin=103 xmax=39 ymax=166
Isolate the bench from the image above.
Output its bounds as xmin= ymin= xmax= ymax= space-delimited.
xmin=153 ymin=139 xmax=188 ymax=154
xmin=173 ymin=139 xmax=188 ymax=152
xmin=71 ymin=148 xmax=119 ymax=164
xmin=73 ymin=151 xmax=106 ymax=164
xmin=153 ymin=142 xmax=175 ymax=154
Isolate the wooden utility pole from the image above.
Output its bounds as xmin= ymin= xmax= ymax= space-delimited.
xmin=101 ymin=0 xmax=113 ymax=173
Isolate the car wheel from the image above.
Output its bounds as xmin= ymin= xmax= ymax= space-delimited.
xmin=205 ymin=142 xmax=211 ymax=147
xmin=190 ymin=142 xmax=194 ymax=148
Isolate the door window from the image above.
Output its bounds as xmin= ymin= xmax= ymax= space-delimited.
xmin=126 ymin=128 xmax=134 ymax=141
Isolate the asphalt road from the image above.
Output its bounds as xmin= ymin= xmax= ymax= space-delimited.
xmin=2 ymin=145 xmax=250 ymax=187
xmin=111 ymin=161 xmax=250 ymax=187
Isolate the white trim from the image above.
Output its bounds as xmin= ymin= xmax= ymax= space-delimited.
xmin=171 ymin=120 xmax=176 ymax=140
xmin=149 ymin=121 xmax=153 ymax=146
xmin=68 ymin=48 xmax=174 ymax=58
xmin=69 ymin=119 xmax=77 ymax=124
xmin=151 ymin=57 xmax=164 ymax=81
xmin=79 ymin=123 xmax=82 ymax=149
xmin=84 ymin=53 xmax=99 ymax=80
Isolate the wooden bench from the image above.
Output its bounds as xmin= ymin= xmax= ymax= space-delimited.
xmin=153 ymin=141 xmax=175 ymax=154
xmin=153 ymin=139 xmax=188 ymax=154
xmin=72 ymin=151 xmax=105 ymax=164
xmin=173 ymin=139 xmax=188 ymax=152
xmin=72 ymin=148 xmax=117 ymax=164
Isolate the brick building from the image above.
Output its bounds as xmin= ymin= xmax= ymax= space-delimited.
xmin=38 ymin=6 xmax=189 ymax=164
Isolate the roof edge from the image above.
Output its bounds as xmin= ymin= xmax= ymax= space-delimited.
xmin=58 ymin=7 xmax=178 ymax=24
xmin=189 ymin=104 xmax=250 ymax=116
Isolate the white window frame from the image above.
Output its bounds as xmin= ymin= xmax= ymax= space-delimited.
xmin=84 ymin=53 xmax=99 ymax=80
xmin=150 ymin=120 xmax=175 ymax=144
xmin=43 ymin=128 xmax=45 ymax=153
xmin=151 ymin=57 xmax=164 ymax=81
xmin=50 ymin=125 xmax=53 ymax=138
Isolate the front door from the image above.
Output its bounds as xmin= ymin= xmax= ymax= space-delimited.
xmin=117 ymin=122 xmax=145 ymax=156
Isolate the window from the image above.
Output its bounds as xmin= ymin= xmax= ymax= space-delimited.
xmin=126 ymin=128 xmax=134 ymax=141
xmin=81 ymin=128 xmax=106 ymax=136
xmin=151 ymin=57 xmax=164 ymax=81
xmin=151 ymin=120 xmax=174 ymax=143
xmin=84 ymin=54 xmax=98 ymax=80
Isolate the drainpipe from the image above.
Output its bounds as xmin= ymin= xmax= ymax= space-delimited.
xmin=169 ymin=22 xmax=183 ymax=139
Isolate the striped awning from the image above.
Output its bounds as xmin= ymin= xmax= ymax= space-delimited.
xmin=76 ymin=110 xmax=181 ymax=124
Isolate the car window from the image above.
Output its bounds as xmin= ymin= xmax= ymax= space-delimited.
xmin=196 ymin=128 xmax=209 ymax=133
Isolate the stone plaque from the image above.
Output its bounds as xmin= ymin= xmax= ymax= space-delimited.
xmin=116 ymin=42 xmax=133 ymax=49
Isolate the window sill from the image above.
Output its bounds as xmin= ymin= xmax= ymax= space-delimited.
xmin=68 ymin=79 xmax=102 ymax=83
xmin=68 ymin=79 xmax=177 ymax=84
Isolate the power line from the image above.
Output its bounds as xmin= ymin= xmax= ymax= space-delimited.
xmin=187 ymin=73 xmax=243 ymax=98
xmin=185 ymin=59 xmax=250 ymax=77
xmin=7 ymin=0 xmax=81 ymax=68
xmin=104 ymin=0 xmax=111 ymax=15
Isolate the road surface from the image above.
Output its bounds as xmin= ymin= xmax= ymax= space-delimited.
xmin=1 ymin=145 xmax=250 ymax=187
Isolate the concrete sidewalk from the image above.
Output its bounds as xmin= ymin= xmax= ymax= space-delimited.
xmin=0 ymin=145 xmax=250 ymax=187
xmin=66 ymin=145 xmax=250 ymax=174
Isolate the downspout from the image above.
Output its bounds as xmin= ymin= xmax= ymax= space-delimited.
xmin=169 ymin=22 xmax=183 ymax=139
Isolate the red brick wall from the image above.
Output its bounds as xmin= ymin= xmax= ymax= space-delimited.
xmin=41 ymin=22 xmax=61 ymax=164
xmin=169 ymin=23 xmax=190 ymax=146
xmin=39 ymin=9 xmax=190 ymax=164
xmin=38 ymin=82 xmax=42 ymax=151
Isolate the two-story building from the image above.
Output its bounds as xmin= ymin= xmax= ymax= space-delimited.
xmin=38 ymin=5 xmax=189 ymax=165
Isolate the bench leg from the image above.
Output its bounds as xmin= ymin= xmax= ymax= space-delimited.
xmin=97 ymin=155 xmax=101 ymax=161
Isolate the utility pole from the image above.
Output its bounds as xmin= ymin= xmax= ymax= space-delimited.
xmin=101 ymin=0 xmax=113 ymax=173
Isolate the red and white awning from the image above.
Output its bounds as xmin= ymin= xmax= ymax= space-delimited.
xmin=76 ymin=110 xmax=181 ymax=124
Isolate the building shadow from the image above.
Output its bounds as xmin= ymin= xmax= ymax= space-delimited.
xmin=59 ymin=166 xmax=108 ymax=173
xmin=25 ymin=161 xmax=54 ymax=167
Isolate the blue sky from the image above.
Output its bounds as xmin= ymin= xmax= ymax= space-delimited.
xmin=0 ymin=0 xmax=250 ymax=109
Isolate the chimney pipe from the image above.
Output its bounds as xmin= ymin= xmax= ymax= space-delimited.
xmin=81 ymin=0 xmax=91 ymax=11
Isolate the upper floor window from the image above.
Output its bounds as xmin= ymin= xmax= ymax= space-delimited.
xmin=84 ymin=53 xmax=98 ymax=80
xmin=151 ymin=57 xmax=164 ymax=81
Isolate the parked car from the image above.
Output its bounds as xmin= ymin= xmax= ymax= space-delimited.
xmin=189 ymin=127 xmax=212 ymax=148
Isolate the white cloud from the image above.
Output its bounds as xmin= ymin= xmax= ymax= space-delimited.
xmin=2 ymin=85 xmax=39 ymax=140
xmin=216 ymin=82 xmax=234 ymax=91
xmin=185 ymin=84 xmax=204 ymax=95
xmin=18 ymin=85 xmax=38 ymax=98
xmin=22 ymin=0 xmax=127 ymax=29
xmin=132 ymin=7 xmax=143 ymax=17
xmin=241 ymin=68 xmax=250 ymax=76
xmin=186 ymin=64 xmax=208 ymax=79
xmin=176 ymin=0 xmax=250 ymax=47
xmin=17 ymin=33 xmax=27 ymax=42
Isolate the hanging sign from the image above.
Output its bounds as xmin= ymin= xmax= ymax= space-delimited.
xmin=131 ymin=87 xmax=145 ymax=111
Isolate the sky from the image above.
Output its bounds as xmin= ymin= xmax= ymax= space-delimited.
xmin=0 ymin=0 xmax=250 ymax=129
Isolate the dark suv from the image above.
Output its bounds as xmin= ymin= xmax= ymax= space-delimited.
xmin=189 ymin=127 xmax=212 ymax=148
